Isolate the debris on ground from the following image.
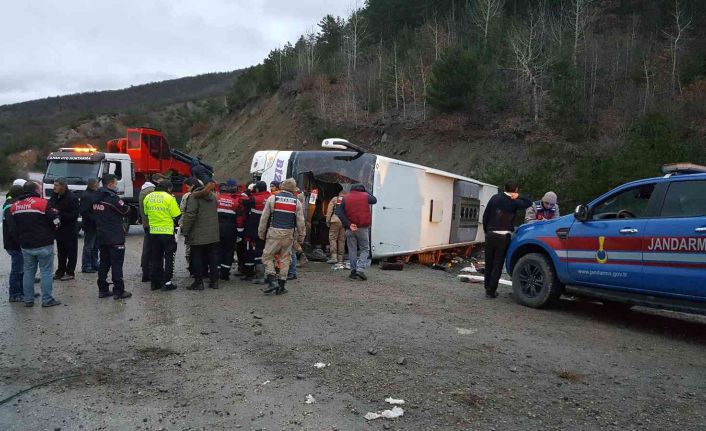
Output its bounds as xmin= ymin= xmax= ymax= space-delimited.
xmin=457 ymin=274 xmax=511 ymax=286
xmin=305 ymin=394 xmax=316 ymax=404
xmin=396 ymin=357 xmax=407 ymax=366
xmin=305 ymin=248 xmax=328 ymax=262
xmin=313 ymin=362 xmax=329 ymax=369
xmin=460 ymin=264 xmax=478 ymax=273
xmin=458 ymin=274 xmax=484 ymax=283
xmin=385 ymin=397 xmax=405 ymax=405
xmin=456 ymin=327 xmax=478 ymax=335
xmin=364 ymin=406 xmax=405 ymax=420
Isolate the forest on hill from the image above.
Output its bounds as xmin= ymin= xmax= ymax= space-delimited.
xmin=217 ymin=0 xmax=706 ymax=207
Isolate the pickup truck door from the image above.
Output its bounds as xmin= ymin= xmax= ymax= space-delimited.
xmin=642 ymin=179 xmax=706 ymax=299
xmin=567 ymin=183 xmax=657 ymax=291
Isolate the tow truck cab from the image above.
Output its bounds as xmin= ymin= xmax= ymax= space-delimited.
xmin=505 ymin=164 xmax=706 ymax=316
xmin=44 ymin=148 xmax=135 ymax=199
xmin=43 ymin=148 xmax=137 ymax=224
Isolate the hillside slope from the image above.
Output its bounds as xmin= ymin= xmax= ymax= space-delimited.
xmin=192 ymin=76 xmax=704 ymax=212
xmin=190 ymin=87 xmax=562 ymax=187
xmin=0 ymin=71 xmax=238 ymax=155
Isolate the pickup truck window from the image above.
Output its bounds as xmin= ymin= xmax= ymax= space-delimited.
xmin=660 ymin=180 xmax=706 ymax=217
xmin=592 ymin=183 xmax=655 ymax=220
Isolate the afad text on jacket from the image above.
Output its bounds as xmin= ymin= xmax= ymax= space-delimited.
xmin=92 ymin=186 xmax=130 ymax=246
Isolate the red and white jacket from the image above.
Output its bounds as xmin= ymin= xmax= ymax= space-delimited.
xmin=9 ymin=193 xmax=60 ymax=249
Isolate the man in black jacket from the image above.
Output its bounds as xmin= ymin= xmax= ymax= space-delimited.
xmin=482 ymin=181 xmax=533 ymax=299
xmin=8 ymin=181 xmax=62 ymax=307
xmin=93 ymin=174 xmax=132 ymax=299
xmin=49 ymin=178 xmax=79 ymax=281
xmin=3 ymin=184 xmax=24 ymax=302
xmin=80 ymin=178 xmax=99 ymax=273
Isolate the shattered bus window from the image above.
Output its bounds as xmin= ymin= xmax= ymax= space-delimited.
xmin=290 ymin=152 xmax=376 ymax=193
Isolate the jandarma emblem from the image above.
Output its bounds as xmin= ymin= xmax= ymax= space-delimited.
xmin=595 ymin=236 xmax=608 ymax=264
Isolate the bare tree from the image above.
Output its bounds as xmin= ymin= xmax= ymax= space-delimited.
xmin=662 ymin=0 xmax=692 ymax=95
xmin=347 ymin=0 xmax=366 ymax=72
xmin=469 ymin=0 xmax=504 ymax=47
xmin=567 ymin=0 xmax=594 ymax=68
xmin=393 ymin=42 xmax=399 ymax=112
xmin=305 ymin=30 xmax=317 ymax=75
xmin=547 ymin=4 xmax=566 ymax=49
xmin=509 ymin=10 xmax=549 ymax=122
xmin=642 ymin=52 xmax=654 ymax=113
xmin=426 ymin=16 xmax=443 ymax=61
xmin=626 ymin=14 xmax=639 ymax=83
xmin=419 ymin=55 xmax=428 ymax=121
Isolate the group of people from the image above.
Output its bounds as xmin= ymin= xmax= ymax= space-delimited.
xmin=134 ymin=174 xmax=378 ymax=296
xmin=1 ymin=174 xmax=130 ymax=306
xmin=482 ymin=183 xmax=560 ymax=299
xmin=1 ymin=170 xmax=381 ymax=307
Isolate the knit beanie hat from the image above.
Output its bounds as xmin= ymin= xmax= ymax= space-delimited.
xmin=542 ymin=191 xmax=558 ymax=205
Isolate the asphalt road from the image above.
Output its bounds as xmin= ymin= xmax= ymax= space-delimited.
xmin=0 ymin=230 xmax=705 ymax=431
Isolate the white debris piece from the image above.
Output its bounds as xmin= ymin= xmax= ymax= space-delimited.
xmin=305 ymin=394 xmax=316 ymax=404
xmin=456 ymin=327 xmax=478 ymax=335
xmin=458 ymin=274 xmax=484 ymax=283
xmin=261 ymin=380 xmax=270 ymax=385
xmin=382 ymin=407 xmax=405 ymax=419
xmin=364 ymin=406 xmax=405 ymax=420
xmin=313 ymin=362 xmax=329 ymax=369
xmin=460 ymin=264 xmax=477 ymax=273
xmin=385 ymin=397 xmax=405 ymax=405
xmin=458 ymin=274 xmax=511 ymax=286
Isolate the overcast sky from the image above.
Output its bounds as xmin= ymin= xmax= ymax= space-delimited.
xmin=0 ymin=0 xmax=350 ymax=106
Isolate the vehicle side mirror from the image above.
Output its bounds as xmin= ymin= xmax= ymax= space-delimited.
xmin=574 ymin=205 xmax=589 ymax=222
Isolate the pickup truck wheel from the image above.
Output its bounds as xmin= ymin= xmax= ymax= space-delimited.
xmin=512 ymin=253 xmax=563 ymax=308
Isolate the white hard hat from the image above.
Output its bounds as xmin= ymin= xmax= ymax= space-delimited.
xmin=12 ymin=179 xmax=27 ymax=187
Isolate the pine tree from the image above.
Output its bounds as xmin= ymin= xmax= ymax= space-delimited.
xmin=426 ymin=46 xmax=479 ymax=112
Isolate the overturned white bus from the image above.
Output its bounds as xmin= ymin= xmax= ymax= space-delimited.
xmin=250 ymin=139 xmax=498 ymax=260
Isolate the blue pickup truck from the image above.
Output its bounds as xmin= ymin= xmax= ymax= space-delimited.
xmin=505 ymin=164 xmax=706 ymax=315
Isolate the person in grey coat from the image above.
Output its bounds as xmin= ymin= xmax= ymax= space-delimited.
xmin=181 ymin=182 xmax=220 ymax=290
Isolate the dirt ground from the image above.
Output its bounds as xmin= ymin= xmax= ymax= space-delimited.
xmin=1 ymin=229 xmax=705 ymax=431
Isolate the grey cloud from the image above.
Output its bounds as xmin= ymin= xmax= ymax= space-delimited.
xmin=0 ymin=0 xmax=350 ymax=105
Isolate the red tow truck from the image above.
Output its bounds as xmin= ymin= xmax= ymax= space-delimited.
xmin=43 ymin=127 xmax=213 ymax=230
